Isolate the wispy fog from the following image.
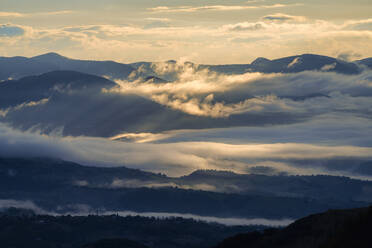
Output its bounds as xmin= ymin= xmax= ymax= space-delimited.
xmin=0 ymin=199 xmax=293 ymax=227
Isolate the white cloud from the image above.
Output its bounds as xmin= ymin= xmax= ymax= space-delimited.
xmin=287 ymin=57 xmax=301 ymax=68
xmin=110 ymin=65 xmax=372 ymax=118
xmin=0 ymin=98 xmax=49 ymax=117
xmin=105 ymin=211 xmax=294 ymax=227
xmin=0 ymin=199 xmax=47 ymax=214
xmin=105 ymin=178 xmax=218 ymax=192
xmin=321 ymin=63 xmax=337 ymax=71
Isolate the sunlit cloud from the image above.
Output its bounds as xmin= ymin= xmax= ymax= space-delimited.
xmin=148 ymin=4 xmax=292 ymax=13
xmin=343 ymin=19 xmax=372 ymax=31
xmin=0 ymin=122 xmax=372 ymax=178
xmin=0 ymin=12 xmax=24 ymax=18
xmin=1 ymin=15 xmax=371 ymax=63
xmin=109 ymin=62 xmax=372 ymax=117
xmin=0 ymin=10 xmax=74 ymax=18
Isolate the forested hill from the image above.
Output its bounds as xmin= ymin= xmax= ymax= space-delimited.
xmin=215 ymin=206 xmax=372 ymax=248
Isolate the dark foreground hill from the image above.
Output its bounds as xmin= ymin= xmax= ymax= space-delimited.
xmin=0 ymin=208 xmax=258 ymax=248
xmin=1 ymin=206 xmax=371 ymax=248
xmin=215 ymin=206 xmax=372 ymax=248
xmin=83 ymin=238 xmax=149 ymax=248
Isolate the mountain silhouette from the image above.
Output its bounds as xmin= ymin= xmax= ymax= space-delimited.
xmin=204 ymin=54 xmax=364 ymax=75
xmin=215 ymin=206 xmax=372 ymax=248
xmin=0 ymin=53 xmax=136 ymax=81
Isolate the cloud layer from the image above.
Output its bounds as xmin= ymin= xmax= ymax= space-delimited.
xmin=1 ymin=16 xmax=372 ymax=64
xmin=111 ymin=65 xmax=372 ymax=118
xmin=148 ymin=4 xmax=291 ymax=13
xmin=1 ymin=122 xmax=372 ymax=178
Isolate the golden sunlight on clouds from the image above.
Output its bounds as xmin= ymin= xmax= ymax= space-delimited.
xmin=148 ymin=4 xmax=294 ymax=13
xmin=0 ymin=16 xmax=371 ymax=64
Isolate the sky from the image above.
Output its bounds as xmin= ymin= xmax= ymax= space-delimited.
xmin=1 ymin=0 xmax=372 ymax=63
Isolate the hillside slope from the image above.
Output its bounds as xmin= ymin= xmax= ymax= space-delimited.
xmin=215 ymin=206 xmax=372 ymax=248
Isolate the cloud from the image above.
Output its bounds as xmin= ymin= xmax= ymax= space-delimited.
xmin=343 ymin=19 xmax=372 ymax=31
xmin=223 ymin=22 xmax=265 ymax=32
xmin=1 ymin=17 xmax=372 ymax=64
xmin=0 ymin=122 xmax=372 ymax=178
xmin=110 ymin=132 xmax=174 ymax=143
xmin=263 ymin=13 xmax=307 ymax=22
xmin=337 ymin=51 xmax=362 ymax=61
xmin=95 ymin=178 xmax=218 ymax=192
xmin=321 ymin=63 xmax=337 ymax=71
xmin=0 ymin=12 xmax=24 ymax=18
xmin=0 ymin=199 xmax=47 ymax=214
xmin=0 ymin=24 xmax=25 ymax=37
xmin=105 ymin=211 xmax=294 ymax=227
xmin=110 ymin=64 xmax=372 ymax=118
xmin=0 ymin=98 xmax=49 ymax=117
xmin=148 ymin=4 xmax=292 ymax=13
xmin=0 ymin=199 xmax=293 ymax=226
xmin=37 ymin=10 xmax=74 ymax=16
xmin=112 ymin=67 xmax=289 ymax=117
xmin=0 ymin=10 xmax=74 ymax=18
xmin=287 ymin=57 xmax=302 ymax=68
xmin=108 ymin=114 xmax=372 ymax=147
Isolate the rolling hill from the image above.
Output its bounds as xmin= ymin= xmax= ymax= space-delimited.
xmin=215 ymin=206 xmax=372 ymax=248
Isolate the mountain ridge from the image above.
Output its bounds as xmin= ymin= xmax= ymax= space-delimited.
xmin=0 ymin=157 xmax=370 ymax=220
xmin=215 ymin=206 xmax=372 ymax=248
xmin=1 ymin=53 xmax=371 ymax=82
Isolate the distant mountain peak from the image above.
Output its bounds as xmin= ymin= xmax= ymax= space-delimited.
xmin=187 ymin=169 xmax=239 ymax=177
xmin=166 ymin=60 xmax=177 ymax=64
xmin=32 ymin=52 xmax=65 ymax=60
xmin=251 ymin=57 xmax=271 ymax=66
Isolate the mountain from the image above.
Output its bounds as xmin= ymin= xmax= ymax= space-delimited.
xmin=0 ymin=53 xmax=136 ymax=81
xmin=0 ymin=158 xmax=370 ymax=219
xmin=1 ymin=53 xmax=367 ymax=83
xmin=204 ymin=54 xmax=364 ymax=75
xmin=0 ymin=70 xmax=116 ymax=108
xmin=0 ymin=208 xmax=257 ymax=248
xmin=356 ymin=57 xmax=372 ymax=69
xmin=0 ymin=70 xmax=312 ymax=136
xmin=181 ymin=169 xmax=372 ymax=202
xmin=215 ymin=206 xmax=372 ymax=248
xmin=129 ymin=61 xmax=191 ymax=81
xmin=83 ymin=239 xmax=149 ymax=248
xmin=249 ymin=54 xmax=362 ymax=74
xmin=0 ymin=71 xmax=212 ymax=137
xmin=1 ymin=54 xmax=371 ymax=137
